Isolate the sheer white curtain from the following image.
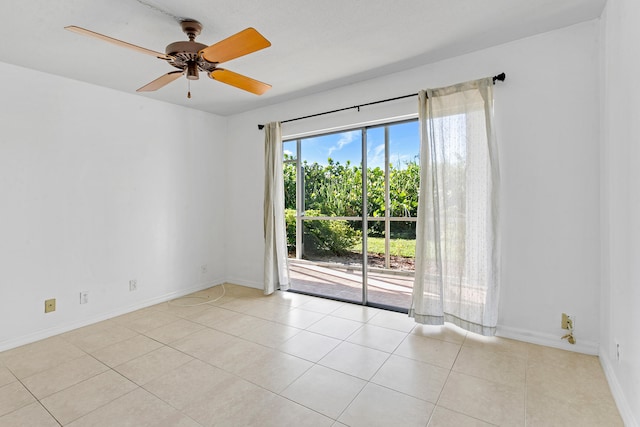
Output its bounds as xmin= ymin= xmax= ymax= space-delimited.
xmin=409 ymin=78 xmax=500 ymax=335
xmin=263 ymin=122 xmax=290 ymax=294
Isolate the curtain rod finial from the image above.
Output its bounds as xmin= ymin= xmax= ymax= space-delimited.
xmin=258 ymin=124 xmax=265 ymax=130
xmin=493 ymin=73 xmax=506 ymax=84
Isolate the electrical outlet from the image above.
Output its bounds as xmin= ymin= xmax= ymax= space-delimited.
xmin=616 ymin=343 xmax=621 ymax=361
xmin=79 ymin=291 xmax=89 ymax=304
xmin=129 ymin=279 xmax=137 ymax=292
xmin=201 ymin=264 xmax=208 ymax=274
xmin=44 ymin=298 xmax=56 ymax=313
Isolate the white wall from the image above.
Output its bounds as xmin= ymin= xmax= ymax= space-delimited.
xmin=226 ymin=21 xmax=602 ymax=353
xmin=0 ymin=62 xmax=227 ymax=351
xmin=600 ymin=0 xmax=640 ymax=424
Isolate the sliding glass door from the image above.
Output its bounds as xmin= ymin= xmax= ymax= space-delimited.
xmin=284 ymin=130 xmax=365 ymax=303
xmin=284 ymin=120 xmax=418 ymax=311
xmin=364 ymin=122 xmax=419 ymax=308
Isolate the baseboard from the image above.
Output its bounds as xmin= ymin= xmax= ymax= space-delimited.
xmin=497 ymin=325 xmax=599 ymax=355
xmin=599 ymin=350 xmax=639 ymax=427
xmin=0 ymin=279 xmax=224 ymax=353
xmin=224 ymin=277 xmax=264 ymax=290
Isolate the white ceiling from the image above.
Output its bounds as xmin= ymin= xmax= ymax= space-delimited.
xmin=0 ymin=0 xmax=605 ymax=116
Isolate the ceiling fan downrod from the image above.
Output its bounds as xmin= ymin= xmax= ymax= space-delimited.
xmin=180 ymin=20 xmax=202 ymax=41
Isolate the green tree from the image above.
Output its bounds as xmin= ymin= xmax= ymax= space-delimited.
xmin=283 ymin=154 xmax=297 ymax=210
xmin=283 ymin=157 xmax=421 ymax=239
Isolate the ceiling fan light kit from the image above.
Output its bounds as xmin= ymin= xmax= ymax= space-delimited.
xmin=65 ymin=19 xmax=272 ymax=96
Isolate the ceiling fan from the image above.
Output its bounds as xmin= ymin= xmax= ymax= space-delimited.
xmin=65 ymin=20 xmax=271 ymax=96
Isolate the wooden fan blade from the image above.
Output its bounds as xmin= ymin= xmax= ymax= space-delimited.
xmin=65 ymin=26 xmax=171 ymax=60
xmin=199 ymin=28 xmax=271 ymax=64
xmin=136 ymin=71 xmax=184 ymax=92
xmin=210 ymin=69 xmax=271 ymax=95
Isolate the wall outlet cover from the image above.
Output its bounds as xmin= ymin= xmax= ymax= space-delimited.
xmin=561 ymin=313 xmax=570 ymax=329
xmin=45 ymin=298 xmax=56 ymax=313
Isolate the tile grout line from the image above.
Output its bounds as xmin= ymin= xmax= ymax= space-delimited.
xmin=154 ymin=321 xmax=322 ymax=422
xmin=2 ymin=369 xmax=63 ymax=426
xmin=423 ymin=336 xmax=464 ymax=426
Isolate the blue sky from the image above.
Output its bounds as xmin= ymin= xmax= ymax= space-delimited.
xmin=284 ymin=120 xmax=420 ymax=170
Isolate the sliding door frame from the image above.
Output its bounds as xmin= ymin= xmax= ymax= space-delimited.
xmin=285 ymin=118 xmax=418 ymax=312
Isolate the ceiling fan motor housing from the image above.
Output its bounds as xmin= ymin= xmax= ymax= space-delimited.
xmin=165 ymin=20 xmax=217 ymax=79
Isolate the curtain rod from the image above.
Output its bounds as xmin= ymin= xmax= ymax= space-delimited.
xmin=257 ymin=73 xmax=505 ymax=130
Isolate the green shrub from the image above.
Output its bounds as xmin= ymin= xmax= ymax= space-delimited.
xmin=285 ymin=209 xmax=297 ymax=252
xmin=303 ymin=210 xmax=361 ymax=255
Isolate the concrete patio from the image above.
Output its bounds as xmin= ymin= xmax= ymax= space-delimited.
xmin=288 ymin=259 xmax=414 ymax=310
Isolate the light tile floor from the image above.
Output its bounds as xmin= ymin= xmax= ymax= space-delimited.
xmin=0 ymin=284 xmax=623 ymax=426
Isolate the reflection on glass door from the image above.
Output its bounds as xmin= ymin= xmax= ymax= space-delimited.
xmin=284 ymin=120 xmax=419 ymax=312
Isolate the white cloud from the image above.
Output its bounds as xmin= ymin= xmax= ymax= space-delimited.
xmin=327 ymin=131 xmax=358 ymax=157
xmin=368 ymin=143 xmax=385 ymax=169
